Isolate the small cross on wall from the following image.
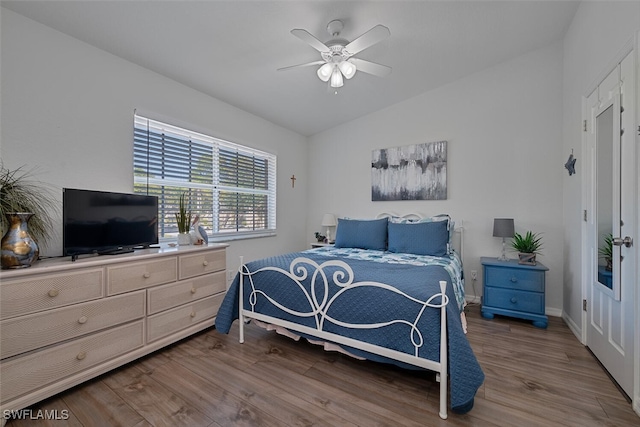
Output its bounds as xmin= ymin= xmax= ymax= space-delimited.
xmin=290 ymin=175 xmax=296 ymax=188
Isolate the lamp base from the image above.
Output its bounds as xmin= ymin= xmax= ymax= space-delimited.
xmin=497 ymin=238 xmax=509 ymax=261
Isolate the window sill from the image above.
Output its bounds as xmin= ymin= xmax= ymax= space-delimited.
xmin=159 ymin=231 xmax=276 ymax=245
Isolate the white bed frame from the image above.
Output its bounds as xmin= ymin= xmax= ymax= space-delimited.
xmin=236 ymin=213 xmax=464 ymax=420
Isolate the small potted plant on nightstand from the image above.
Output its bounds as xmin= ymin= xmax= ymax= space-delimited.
xmin=511 ymin=231 xmax=543 ymax=265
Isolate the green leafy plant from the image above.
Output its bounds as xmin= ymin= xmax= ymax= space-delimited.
xmin=598 ymin=233 xmax=613 ymax=269
xmin=511 ymin=231 xmax=543 ymax=255
xmin=174 ymin=192 xmax=192 ymax=234
xmin=0 ymin=163 xmax=57 ymax=245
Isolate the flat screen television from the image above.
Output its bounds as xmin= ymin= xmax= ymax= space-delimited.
xmin=63 ymin=188 xmax=158 ymax=257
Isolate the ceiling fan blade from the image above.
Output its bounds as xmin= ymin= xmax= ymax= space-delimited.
xmin=277 ymin=60 xmax=326 ymax=72
xmin=291 ymin=29 xmax=330 ymax=52
xmin=349 ymin=58 xmax=392 ymax=77
xmin=344 ymin=25 xmax=390 ymax=55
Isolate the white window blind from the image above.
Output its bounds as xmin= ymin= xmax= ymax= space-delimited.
xmin=134 ymin=115 xmax=276 ymax=239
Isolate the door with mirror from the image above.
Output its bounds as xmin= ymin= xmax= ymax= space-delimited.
xmin=585 ymin=52 xmax=635 ymax=398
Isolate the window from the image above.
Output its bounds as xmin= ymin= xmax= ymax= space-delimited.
xmin=134 ymin=115 xmax=276 ymax=240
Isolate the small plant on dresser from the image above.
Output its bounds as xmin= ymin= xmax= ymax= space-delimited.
xmin=511 ymin=231 xmax=543 ymax=265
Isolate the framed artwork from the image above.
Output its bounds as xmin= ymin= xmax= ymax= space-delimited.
xmin=371 ymin=140 xmax=447 ymax=201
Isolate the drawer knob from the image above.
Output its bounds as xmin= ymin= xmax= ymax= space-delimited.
xmin=510 ymin=297 xmax=517 ymax=304
xmin=76 ymin=351 xmax=87 ymax=361
xmin=78 ymin=316 xmax=88 ymax=324
xmin=510 ymin=277 xmax=518 ymax=283
xmin=190 ymin=312 xmax=196 ymax=318
xmin=48 ymin=289 xmax=59 ymax=297
xmin=191 ymin=287 xmax=197 ymax=294
xmin=202 ymin=261 xmax=209 ymax=267
xmin=143 ymin=272 xmax=151 ymax=279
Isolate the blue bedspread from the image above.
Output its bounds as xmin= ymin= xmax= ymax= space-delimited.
xmin=216 ymin=251 xmax=484 ymax=414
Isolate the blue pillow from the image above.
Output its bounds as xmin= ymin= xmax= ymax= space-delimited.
xmin=388 ymin=220 xmax=449 ymax=256
xmin=334 ymin=218 xmax=388 ymax=250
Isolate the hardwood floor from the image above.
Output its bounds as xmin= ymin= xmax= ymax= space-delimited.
xmin=6 ymin=305 xmax=638 ymax=426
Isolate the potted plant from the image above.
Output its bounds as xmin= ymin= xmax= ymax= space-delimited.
xmin=175 ymin=192 xmax=192 ymax=246
xmin=511 ymin=231 xmax=543 ymax=265
xmin=598 ymin=233 xmax=613 ymax=271
xmin=1 ymin=163 xmax=57 ymax=268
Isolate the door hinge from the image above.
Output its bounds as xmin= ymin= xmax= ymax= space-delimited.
xmin=583 ymin=299 xmax=587 ymax=311
xmin=583 ymin=210 xmax=588 ymax=222
xmin=583 ymin=120 xmax=587 ymax=132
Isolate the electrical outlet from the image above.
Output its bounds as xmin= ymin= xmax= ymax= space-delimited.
xmin=470 ymin=270 xmax=477 ymax=281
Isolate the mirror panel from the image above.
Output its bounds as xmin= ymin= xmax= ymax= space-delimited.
xmin=596 ymin=105 xmax=613 ymax=290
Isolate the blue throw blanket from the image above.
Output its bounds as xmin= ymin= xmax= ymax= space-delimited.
xmin=216 ymin=251 xmax=484 ymax=414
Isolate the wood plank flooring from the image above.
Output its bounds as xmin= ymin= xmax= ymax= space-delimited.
xmin=6 ymin=305 xmax=639 ymax=426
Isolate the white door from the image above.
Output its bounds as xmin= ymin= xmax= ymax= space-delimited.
xmin=585 ymin=52 xmax=636 ymax=398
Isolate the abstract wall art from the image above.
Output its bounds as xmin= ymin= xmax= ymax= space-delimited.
xmin=371 ymin=140 xmax=447 ymax=201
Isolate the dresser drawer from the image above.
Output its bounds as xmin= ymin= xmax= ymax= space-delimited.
xmin=0 ymin=291 xmax=145 ymax=359
xmin=147 ymin=294 xmax=223 ymax=342
xmin=0 ymin=268 xmax=103 ymax=320
xmin=107 ymin=258 xmax=177 ymax=295
xmin=485 ymin=265 xmax=544 ymax=293
xmin=0 ymin=321 xmax=144 ymax=404
xmin=484 ymin=287 xmax=545 ymax=315
xmin=148 ymin=271 xmax=226 ymax=314
xmin=179 ymin=249 xmax=225 ymax=280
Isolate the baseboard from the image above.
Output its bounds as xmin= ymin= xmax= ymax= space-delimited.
xmin=563 ymin=312 xmax=584 ymax=344
xmin=465 ymin=294 xmax=481 ymax=305
xmin=545 ymin=307 xmax=562 ymax=317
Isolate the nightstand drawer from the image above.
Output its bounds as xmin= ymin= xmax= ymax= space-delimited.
xmin=485 ymin=266 xmax=544 ymax=292
xmin=484 ymin=287 xmax=545 ymax=315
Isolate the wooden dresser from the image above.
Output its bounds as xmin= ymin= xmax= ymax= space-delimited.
xmin=0 ymin=243 xmax=228 ymax=413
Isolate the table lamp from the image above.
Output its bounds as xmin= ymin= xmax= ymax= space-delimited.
xmin=493 ymin=218 xmax=514 ymax=261
xmin=321 ymin=213 xmax=337 ymax=243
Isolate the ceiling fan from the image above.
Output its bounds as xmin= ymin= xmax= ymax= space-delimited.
xmin=278 ymin=20 xmax=391 ymax=90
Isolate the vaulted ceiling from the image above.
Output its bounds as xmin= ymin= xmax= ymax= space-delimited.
xmin=2 ymin=1 xmax=579 ymax=136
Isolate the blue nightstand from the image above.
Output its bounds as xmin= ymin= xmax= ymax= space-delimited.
xmin=480 ymin=257 xmax=548 ymax=328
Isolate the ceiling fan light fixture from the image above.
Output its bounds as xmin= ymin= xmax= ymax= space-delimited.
xmin=330 ymin=68 xmax=344 ymax=88
xmin=338 ymin=60 xmax=356 ymax=79
xmin=317 ymin=63 xmax=333 ymax=82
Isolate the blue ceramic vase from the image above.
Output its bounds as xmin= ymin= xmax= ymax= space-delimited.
xmin=1 ymin=212 xmax=39 ymax=269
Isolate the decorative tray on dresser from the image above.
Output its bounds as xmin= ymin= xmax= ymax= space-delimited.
xmin=480 ymin=257 xmax=548 ymax=328
xmin=0 ymin=243 xmax=228 ymax=415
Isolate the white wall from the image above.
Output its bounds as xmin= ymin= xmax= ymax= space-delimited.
xmin=0 ymin=9 xmax=309 ymax=273
xmin=561 ymin=0 xmax=639 ymax=336
xmin=308 ymin=43 xmax=565 ymax=314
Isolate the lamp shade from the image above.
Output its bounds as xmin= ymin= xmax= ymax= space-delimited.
xmin=321 ymin=213 xmax=337 ymax=227
xmin=317 ymin=63 xmax=333 ymax=82
xmin=338 ymin=60 xmax=357 ymax=79
xmin=493 ymin=218 xmax=515 ymax=238
xmin=330 ymin=68 xmax=344 ymax=88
